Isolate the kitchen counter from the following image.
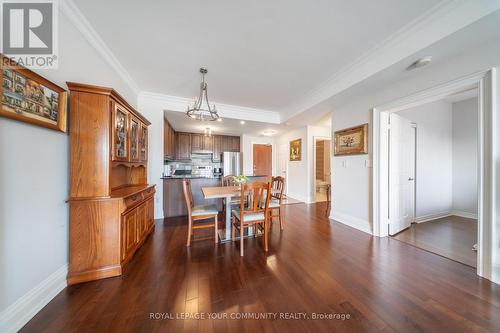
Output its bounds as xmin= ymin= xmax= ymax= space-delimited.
xmin=161 ymin=175 xmax=221 ymax=179
xmin=163 ymin=177 xmax=222 ymax=217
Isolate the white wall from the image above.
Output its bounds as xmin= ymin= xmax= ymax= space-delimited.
xmin=276 ymin=127 xmax=308 ymax=202
xmin=398 ymin=101 xmax=453 ymax=219
xmin=137 ymin=96 xmax=165 ymax=219
xmin=452 ymin=98 xmax=478 ymax=216
xmin=330 ymin=34 xmax=500 ymax=234
xmin=241 ymin=135 xmax=276 ymax=176
xmin=0 ymin=13 xmax=137 ymax=330
xmin=275 ymin=125 xmax=330 ymax=203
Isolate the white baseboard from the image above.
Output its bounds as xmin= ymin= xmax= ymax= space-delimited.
xmin=329 ymin=212 xmax=372 ymax=235
xmin=0 ymin=264 xmax=68 ymax=333
xmin=414 ymin=210 xmax=478 ymax=223
xmin=414 ymin=212 xmax=452 ymax=223
xmin=286 ymin=192 xmax=309 ymax=204
xmin=451 ymin=210 xmax=478 ymax=219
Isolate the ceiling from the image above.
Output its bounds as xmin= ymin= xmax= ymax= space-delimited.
xmin=284 ymin=9 xmax=500 ymax=127
xmin=164 ymin=110 xmax=288 ymax=137
xmin=73 ymin=0 xmax=442 ymax=113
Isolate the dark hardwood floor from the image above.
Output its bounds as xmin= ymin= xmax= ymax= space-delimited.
xmin=22 ymin=203 xmax=500 ymax=333
xmin=392 ymin=215 xmax=477 ymax=267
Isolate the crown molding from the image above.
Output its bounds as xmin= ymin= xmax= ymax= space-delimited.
xmin=139 ymin=91 xmax=281 ymax=124
xmin=282 ymin=0 xmax=500 ymax=121
xmin=60 ymin=0 xmax=140 ymax=95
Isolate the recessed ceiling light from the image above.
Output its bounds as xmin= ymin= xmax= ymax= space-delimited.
xmin=240 ymin=120 xmax=245 ymax=125
xmin=216 ymin=118 xmax=222 ymax=122
xmin=263 ymin=130 xmax=276 ymax=136
xmin=406 ymin=56 xmax=432 ymax=71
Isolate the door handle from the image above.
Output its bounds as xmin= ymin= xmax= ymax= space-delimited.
xmin=408 ymin=177 xmax=414 ymax=181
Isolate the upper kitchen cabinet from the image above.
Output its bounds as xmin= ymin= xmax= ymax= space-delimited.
xmin=221 ymin=135 xmax=240 ymax=152
xmin=191 ymin=133 xmax=213 ymax=153
xmin=176 ymin=132 xmax=191 ymax=160
xmin=212 ymin=135 xmax=222 ymax=162
xmin=164 ymin=119 xmax=176 ymax=160
xmin=190 ymin=133 xmax=204 ymax=152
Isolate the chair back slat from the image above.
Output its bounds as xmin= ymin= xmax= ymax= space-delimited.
xmin=221 ymin=175 xmax=237 ymax=187
xmin=182 ymin=179 xmax=194 ymax=215
xmin=271 ymin=176 xmax=285 ymax=203
xmin=239 ymin=182 xmax=271 ymax=217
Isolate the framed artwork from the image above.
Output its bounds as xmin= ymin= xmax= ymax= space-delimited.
xmin=289 ymin=138 xmax=302 ymax=161
xmin=1 ymin=54 xmax=68 ymax=132
xmin=334 ymin=124 xmax=368 ymax=155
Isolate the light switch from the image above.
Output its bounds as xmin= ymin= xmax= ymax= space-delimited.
xmin=342 ymin=160 xmax=347 ymax=168
xmin=365 ymin=159 xmax=372 ymax=168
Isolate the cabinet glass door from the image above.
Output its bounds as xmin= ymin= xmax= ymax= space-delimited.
xmin=140 ymin=125 xmax=148 ymax=161
xmin=114 ymin=107 xmax=128 ymax=160
xmin=130 ymin=117 xmax=139 ymax=161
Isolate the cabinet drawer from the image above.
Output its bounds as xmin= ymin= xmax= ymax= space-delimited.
xmin=124 ymin=193 xmax=142 ymax=208
xmin=143 ymin=187 xmax=155 ymax=198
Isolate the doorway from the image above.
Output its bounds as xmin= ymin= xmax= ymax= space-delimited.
xmin=314 ymin=138 xmax=331 ymax=202
xmin=373 ymin=69 xmax=497 ymax=282
xmin=387 ymin=95 xmax=479 ymax=267
xmin=253 ymin=144 xmax=272 ymax=176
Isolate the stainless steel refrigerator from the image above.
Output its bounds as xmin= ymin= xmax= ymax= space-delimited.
xmin=222 ymin=152 xmax=242 ymax=176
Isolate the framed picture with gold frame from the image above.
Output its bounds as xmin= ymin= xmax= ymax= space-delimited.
xmin=1 ymin=54 xmax=67 ymax=132
xmin=334 ymin=124 xmax=368 ymax=155
xmin=289 ymin=138 xmax=302 ymax=161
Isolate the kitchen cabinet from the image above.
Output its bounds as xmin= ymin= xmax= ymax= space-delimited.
xmin=176 ymin=132 xmax=191 ymax=160
xmin=191 ymin=133 xmax=213 ymax=153
xmin=212 ymin=135 xmax=222 ymax=162
xmin=220 ymin=135 xmax=240 ymax=152
xmin=164 ymin=119 xmax=176 ymax=160
xmin=191 ymin=134 xmax=204 ymax=152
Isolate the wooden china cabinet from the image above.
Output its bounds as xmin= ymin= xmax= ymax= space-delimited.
xmin=67 ymin=82 xmax=155 ymax=285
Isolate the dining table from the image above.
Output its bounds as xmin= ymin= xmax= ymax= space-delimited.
xmin=201 ymin=185 xmax=280 ymax=242
xmin=201 ymin=185 xmax=241 ymax=242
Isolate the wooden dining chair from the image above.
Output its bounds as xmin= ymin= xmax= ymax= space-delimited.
xmin=221 ymin=175 xmax=241 ymax=217
xmin=182 ymin=179 xmax=219 ymax=246
xmin=268 ymin=176 xmax=285 ymax=230
xmin=231 ymin=181 xmax=272 ymax=256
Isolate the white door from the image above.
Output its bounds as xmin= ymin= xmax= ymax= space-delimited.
xmin=277 ymin=143 xmax=288 ymax=194
xmin=389 ymin=113 xmax=416 ymax=235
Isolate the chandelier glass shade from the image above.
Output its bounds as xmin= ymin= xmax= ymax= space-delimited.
xmin=186 ymin=68 xmax=220 ymax=121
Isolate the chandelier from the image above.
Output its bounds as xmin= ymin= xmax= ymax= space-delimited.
xmin=186 ymin=68 xmax=220 ymax=121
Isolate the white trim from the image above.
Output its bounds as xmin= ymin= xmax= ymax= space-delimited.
xmin=139 ymin=91 xmax=281 ymax=124
xmin=451 ymin=210 xmax=478 ymax=220
xmin=282 ymin=0 xmax=500 ymax=120
xmin=60 ymin=0 xmax=140 ymax=94
xmin=414 ymin=212 xmax=452 ymax=223
xmin=372 ymin=69 xmax=497 ymax=284
xmin=0 ymin=264 xmax=68 ymax=333
xmin=329 ymin=212 xmax=372 ymax=235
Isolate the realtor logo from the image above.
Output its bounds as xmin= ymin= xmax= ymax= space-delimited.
xmin=1 ymin=0 xmax=58 ymax=68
